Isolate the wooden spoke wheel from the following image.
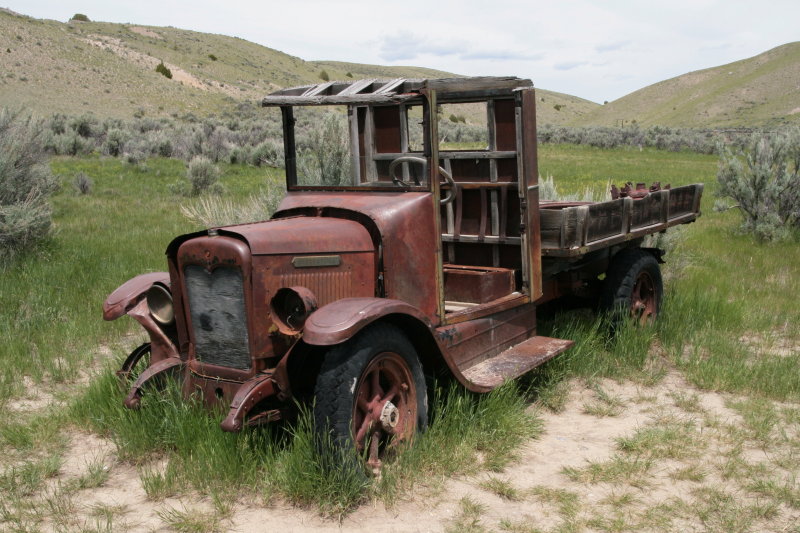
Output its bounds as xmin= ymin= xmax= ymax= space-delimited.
xmin=630 ymin=270 xmax=658 ymax=324
xmin=352 ymin=351 xmax=418 ymax=470
xmin=601 ymin=249 xmax=663 ymax=326
xmin=314 ymin=324 xmax=427 ymax=474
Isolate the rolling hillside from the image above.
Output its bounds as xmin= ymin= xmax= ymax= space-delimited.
xmin=0 ymin=9 xmax=594 ymax=124
xmin=574 ymin=42 xmax=800 ymax=128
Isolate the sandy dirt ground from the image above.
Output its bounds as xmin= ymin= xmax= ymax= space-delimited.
xmin=14 ymin=369 xmax=795 ymax=532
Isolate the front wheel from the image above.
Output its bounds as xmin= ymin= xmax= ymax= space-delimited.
xmin=601 ymin=249 xmax=663 ymax=325
xmin=313 ymin=324 xmax=427 ymax=472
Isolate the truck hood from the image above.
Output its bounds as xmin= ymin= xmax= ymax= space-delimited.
xmin=167 ymin=216 xmax=374 ymax=257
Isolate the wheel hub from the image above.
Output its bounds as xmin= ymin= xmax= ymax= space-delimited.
xmin=379 ymin=401 xmax=399 ymax=431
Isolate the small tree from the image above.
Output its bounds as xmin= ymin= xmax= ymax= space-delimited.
xmin=716 ymin=129 xmax=800 ymax=241
xmin=70 ymin=13 xmax=90 ymax=22
xmin=319 ymin=70 xmax=330 ymax=82
xmin=155 ymin=61 xmax=173 ymax=79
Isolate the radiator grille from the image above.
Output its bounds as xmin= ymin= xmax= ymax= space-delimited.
xmin=279 ymin=271 xmax=352 ymax=306
xmin=184 ymin=265 xmax=250 ymax=370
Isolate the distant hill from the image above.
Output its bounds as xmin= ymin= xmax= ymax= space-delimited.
xmin=0 ymin=9 xmax=595 ymax=125
xmin=574 ymin=42 xmax=800 ymax=128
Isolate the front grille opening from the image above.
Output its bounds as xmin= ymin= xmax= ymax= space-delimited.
xmin=184 ymin=265 xmax=251 ymax=370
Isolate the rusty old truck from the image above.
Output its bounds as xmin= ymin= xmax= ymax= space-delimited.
xmin=103 ymin=77 xmax=703 ymax=469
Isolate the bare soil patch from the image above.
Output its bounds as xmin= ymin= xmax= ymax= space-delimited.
xmin=24 ymin=371 xmax=795 ymax=532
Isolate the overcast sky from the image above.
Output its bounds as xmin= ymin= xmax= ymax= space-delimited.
xmin=6 ymin=0 xmax=799 ymax=103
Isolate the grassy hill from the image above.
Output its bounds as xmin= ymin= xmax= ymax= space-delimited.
xmin=574 ymin=42 xmax=800 ymax=128
xmin=0 ymin=9 xmax=597 ymax=124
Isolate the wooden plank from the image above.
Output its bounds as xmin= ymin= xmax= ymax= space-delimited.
xmin=338 ymin=78 xmax=377 ymax=95
xmin=348 ymin=106 xmax=360 ymax=185
xmin=262 ymin=93 xmax=419 ymax=106
xmin=375 ymin=78 xmax=405 ymax=94
xmin=426 ymin=76 xmax=531 ymax=92
xmin=364 ymin=107 xmax=377 ymax=182
xmin=398 ymin=105 xmax=411 ymax=183
xmin=442 ymin=234 xmax=521 ymax=245
xmin=372 ymin=151 xmax=516 ymax=161
xmin=302 ymin=81 xmax=335 ymax=97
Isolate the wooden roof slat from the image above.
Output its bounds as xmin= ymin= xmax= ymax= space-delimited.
xmin=262 ymin=76 xmax=532 ymax=106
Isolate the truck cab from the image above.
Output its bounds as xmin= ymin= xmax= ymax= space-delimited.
xmin=104 ymin=77 xmax=701 ymax=470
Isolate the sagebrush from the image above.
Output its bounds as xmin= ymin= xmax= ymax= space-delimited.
xmin=0 ymin=108 xmax=57 ymax=263
xmin=716 ymin=129 xmax=800 ymax=241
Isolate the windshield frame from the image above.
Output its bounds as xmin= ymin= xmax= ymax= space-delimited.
xmin=280 ymin=97 xmax=435 ymax=193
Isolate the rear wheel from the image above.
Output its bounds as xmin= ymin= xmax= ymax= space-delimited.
xmin=313 ymin=324 xmax=427 ymax=472
xmin=601 ymin=249 xmax=663 ymax=324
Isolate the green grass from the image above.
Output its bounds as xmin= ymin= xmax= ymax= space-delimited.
xmin=1 ymin=143 xmax=799 ymax=522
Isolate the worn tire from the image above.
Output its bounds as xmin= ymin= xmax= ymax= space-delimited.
xmin=313 ymin=324 xmax=427 ymax=471
xmin=601 ymin=249 xmax=663 ymax=324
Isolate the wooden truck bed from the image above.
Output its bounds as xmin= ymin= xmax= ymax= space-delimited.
xmin=539 ymin=184 xmax=704 ymax=257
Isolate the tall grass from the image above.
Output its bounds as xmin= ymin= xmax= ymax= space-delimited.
xmin=69 ymin=362 xmax=540 ymax=517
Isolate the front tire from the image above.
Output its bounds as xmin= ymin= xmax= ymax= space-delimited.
xmin=601 ymin=249 xmax=663 ymax=324
xmin=313 ymin=324 xmax=427 ymax=472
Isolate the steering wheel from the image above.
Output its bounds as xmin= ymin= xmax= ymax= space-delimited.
xmin=388 ymin=156 xmax=458 ymax=205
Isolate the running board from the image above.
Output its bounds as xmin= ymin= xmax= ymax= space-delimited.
xmin=462 ymin=336 xmax=574 ymax=389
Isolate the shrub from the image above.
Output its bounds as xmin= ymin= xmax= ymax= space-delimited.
xmin=102 ymin=128 xmax=126 ymax=156
xmin=250 ymin=140 xmax=283 ymax=167
xmin=72 ymin=172 xmax=92 ymax=195
xmin=0 ymin=109 xmax=57 ymax=263
xmin=345 ymin=72 xmax=353 ymax=78
xmin=70 ymin=13 xmax=90 ymax=22
xmin=52 ymin=131 xmax=91 ymax=156
xmin=297 ymin=113 xmax=349 ymax=186
xmin=156 ymin=62 xmax=173 ymax=79
xmin=208 ymin=54 xmax=218 ymax=61
xmin=185 ymin=156 xmax=222 ymax=196
xmin=716 ymin=129 xmax=800 ymax=241
xmin=319 ymin=70 xmax=330 ymax=82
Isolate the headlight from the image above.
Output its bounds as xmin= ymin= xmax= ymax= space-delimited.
xmin=146 ymin=283 xmax=174 ymax=325
xmin=270 ymin=286 xmax=317 ymax=335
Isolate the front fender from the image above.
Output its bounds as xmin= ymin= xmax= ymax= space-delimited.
xmin=303 ymin=298 xmax=433 ymax=346
xmin=103 ymin=272 xmax=169 ymax=321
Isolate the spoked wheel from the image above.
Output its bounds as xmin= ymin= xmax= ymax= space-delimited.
xmin=352 ymin=351 xmax=418 ymax=470
xmin=116 ymin=342 xmax=151 ymax=382
xmin=630 ymin=270 xmax=658 ymax=323
xmin=314 ymin=324 xmax=427 ymax=474
xmin=601 ymin=248 xmax=663 ymax=326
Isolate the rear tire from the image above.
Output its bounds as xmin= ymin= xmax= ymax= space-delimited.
xmin=601 ymin=249 xmax=663 ymax=324
xmin=313 ymin=324 xmax=427 ymax=472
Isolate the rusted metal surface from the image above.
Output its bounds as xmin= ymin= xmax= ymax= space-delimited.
xmin=220 ymin=372 xmax=279 ymax=432
xmin=352 ymin=351 xmax=418 ymax=471
xmin=610 ymin=181 xmax=670 ymax=200
xmin=123 ymin=357 xmax=184 ymax=409
xmin=303 ymin=298 xmax=432 ymax=346
xmin=103 ymin=272 xmax=169 ymax=321
xmin=461 ymin=336 xmax=574 ymax=389
xmin=276 ymin=192 xmax=439 ymax=322
xmin=125 ymin=298 xmax=180 ymax=365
